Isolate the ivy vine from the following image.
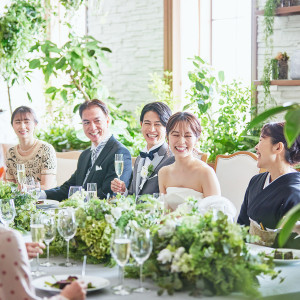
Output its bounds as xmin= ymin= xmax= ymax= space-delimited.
xmin=261 ymin=0 xmax=280 ymax=106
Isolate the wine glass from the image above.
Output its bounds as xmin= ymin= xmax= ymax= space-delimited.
xmin=0 ymin=199 xmax=16 ymax=228
xmin=130 ymin=228 xmax=152 ymax=293
xmin=110 ymin=230 xmax=131 ymax=295
xmin=16 ymin=164 xmax=26 ymax=190
xmin=40 ymin=211 xmax=56 ymax=267
xmin=87 ymin=183 xmax=97 ymax=202
xmin=114 ymin=154 xmax=124 ymax=180
xmin=30 ymin=211 xmax=46 ymax=276
xmin=68 ymin=186 xmax=82 ymax=199
xmin=57 ymin=208 xmax=77 ymax=267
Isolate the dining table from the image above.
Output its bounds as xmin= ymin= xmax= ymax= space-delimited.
xmin=31 ymin=249 xmax=300 ymax=300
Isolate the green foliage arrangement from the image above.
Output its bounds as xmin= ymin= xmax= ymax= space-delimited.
xmin=0 ymin=182 xmax=36 ymax=232
xmin=36 ymin=125 xmax=90 ymax=152
xmin=127 ymin=212 xmax=278 ymax=297
xmin=0 ymin=0 xmax=45 ymax=112
xmin=186 ymin=56 xmax=255 ymax=161
xmin=148 ymin=71 xmax=175 ymax=110
xmin=29 ymin=34 xmax=111 ymax=105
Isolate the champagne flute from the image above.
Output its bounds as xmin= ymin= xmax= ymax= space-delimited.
xmin=130 ymin=228 xmax=152 ymax=293
xmin=17 ymin=164 xmax=26 ymax=190
xmin=30 ymin=212 xmax=46 ymax=276
xmin=110 ymin=231 xmax=131 ymax=295
xmin=40 ymin=211 xmax=56 ymax=267
xmin=57 ymin=208 xmax=77 ymax=267
xmin=114 ymin=154 xmax=124 ymax=180
xmin=87 ymin=183 xmax=97 ymax=202
xmin=26 ymin=176 xmax=35 ymax=196
xmin=68 ymin=186 xmax=82 ymax=199
xmin=0 ymin=199 xmax=16 ymax=228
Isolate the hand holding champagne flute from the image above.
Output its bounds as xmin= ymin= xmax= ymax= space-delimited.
xmin=115 ymin=154 xmax=124 ymax=180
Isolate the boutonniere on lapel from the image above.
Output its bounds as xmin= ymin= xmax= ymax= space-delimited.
xmin=139 ymin=164 xmax=154 ymax=190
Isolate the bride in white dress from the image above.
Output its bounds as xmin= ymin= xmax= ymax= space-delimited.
xmin=158 ymin=112 xmax=221 ymax=211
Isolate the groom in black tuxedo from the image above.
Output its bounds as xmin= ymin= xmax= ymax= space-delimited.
xmin=43 ymin=99 xmax=132 ymax=201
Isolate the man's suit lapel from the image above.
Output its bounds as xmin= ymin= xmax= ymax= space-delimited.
xmin=78 ymin=150 xmax=92 ymax=184
xmin=85 ymin=136 xmax=115 ymax=185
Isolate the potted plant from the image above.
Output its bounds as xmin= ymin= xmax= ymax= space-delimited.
xmin=275 ymin=52 xmax=289 ymax=79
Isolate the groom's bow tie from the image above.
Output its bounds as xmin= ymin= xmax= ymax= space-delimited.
xmin=140 ymin=146 xmax=161 ymax=161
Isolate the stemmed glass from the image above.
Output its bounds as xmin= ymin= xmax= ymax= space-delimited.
xmin=68 ymin=186 xmax=82 ymax=198
xmin=114 ymin=154 xmax=124 ymax=180
xmin=57 ymin=208 xmax=77 ymax=267
xmin=87 ymin=183 xmax=97 ymax=202
xmin=0 ymin=199 xmax=16 ymax=228
xmin=130 ymin=228 xmax=152 ymax=293
xmin=16 ymin=164 xmax=26 ymax=190
xmin=110 ymin=230 xmax=131 ymax=295
xmin=30 ymin=212 xmax=46 ymax=277
xmin=40 ymin=211 xmax=56 ymax=267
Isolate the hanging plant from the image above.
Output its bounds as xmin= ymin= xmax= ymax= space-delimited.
xmin=261 ymin=0 xmax=280 ymax=106
xmin=0 ymin=0 xmax=45 ymax=113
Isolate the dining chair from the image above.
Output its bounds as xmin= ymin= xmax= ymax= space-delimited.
xmin=56 ymin=151 xmax=81 ymax=186
xmin=214 ymin=151 xmax=260 ymax=218
xmin=193 ymin=149 xmax=208 ymax=162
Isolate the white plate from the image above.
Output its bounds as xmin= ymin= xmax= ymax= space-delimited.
xmin=247 ymin=244 xmax=300 ymax=265
xmin=36 ymin=200 xmax=59 ymax=209
xmin=32 ymin=275 xmax=110 ymax=293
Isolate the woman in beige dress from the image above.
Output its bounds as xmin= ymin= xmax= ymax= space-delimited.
xmin=5 ymin=106 xmax=57 ymax=189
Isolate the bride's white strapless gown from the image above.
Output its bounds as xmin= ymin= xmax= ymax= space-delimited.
xmin=165 ymin=187 xmax=203 ymax=211
xmin=164 ymin=187 xmax=237 ymax=219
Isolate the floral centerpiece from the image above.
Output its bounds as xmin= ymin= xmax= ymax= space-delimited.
xmin=127 ymin=211 xmax=279 ymax=297
xmin=0 ymin=181 xmax=36 ymax=231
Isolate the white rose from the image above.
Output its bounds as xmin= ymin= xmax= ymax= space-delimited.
xmin=174 ymin=247 xmax=185 ymax=260
xmin=111 ymin=207 xmax=122 ymax=220
xmin=171 ymin=263 xmax=180 ymax=273
xmin=157 ymin=248 xmax=173 ymax=264
xmin=176 ymin=203 xmax=192 ymax=215
xmin=158 ymin=219 xmax=176 ymax=237
xmin=105 ymin=214 xmax=114 ymax=225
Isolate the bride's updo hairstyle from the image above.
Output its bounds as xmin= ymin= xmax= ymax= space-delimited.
xmin=166 ymin=112 xmax=202 ymax=140
xmin=261 ymin=122 xmax=300 ymax=165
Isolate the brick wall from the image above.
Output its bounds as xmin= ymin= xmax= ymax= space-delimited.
xmin=256 ymin=1 xmax=300 ymax=112
xmin=87 ymin=0 xmax=164 ymax=111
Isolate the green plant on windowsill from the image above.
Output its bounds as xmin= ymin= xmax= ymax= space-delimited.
xmin=185 ymin=56 xmax=256 ymax=162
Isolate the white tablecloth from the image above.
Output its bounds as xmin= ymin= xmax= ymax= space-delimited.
xmin=32 ymin=255 xmax=300 ymax=300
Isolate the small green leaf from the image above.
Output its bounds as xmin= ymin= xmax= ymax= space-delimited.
xmin=56 ymin=57 xmax=66 ymax=70
xmin=27 ymin=92 xmax=33 ymax=102
xmin=193 ymin=61 xmax=199 ymax=68
xmin=183 ymin=103 xmax=194 ymax=110
xmin=218 ymin=71 xmax=225 ymax=82
xmin=73 ymin=104 xmax=81 ymax=113
xmin=100 ymin=47 xmax=112 ymax=53
xmin=196 ymin=81 xmax=204 ymax=91
xmin=45 ymin=87 xmax=57 ymax=94
xmin=60 ymin=90 xmax=68 ymax=102
xmin=29 ymin=59 xmax=40 ymax=69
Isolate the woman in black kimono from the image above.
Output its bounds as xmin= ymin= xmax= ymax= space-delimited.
xmin=238 ymin=122 xmax=300 ymax=231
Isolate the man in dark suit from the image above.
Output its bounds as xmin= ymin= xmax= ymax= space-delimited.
xmin=42 ymin=99 xmax=132 ymax=201
xmin=111 ymin=102 xmax=174 ymax=196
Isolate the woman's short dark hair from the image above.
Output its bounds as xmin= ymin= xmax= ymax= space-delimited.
xmin=79 ymin=99 xmax=109 ymax=118
xmin=11 ymin=106 xmax=38 ymax=125
xmin=166 ymin=112 xmax=202 ymax=139
xmin=140 ymin=102 xmax=172 ymax=127
xmin=261 ymin=122 xmax=300 ymax=165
